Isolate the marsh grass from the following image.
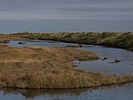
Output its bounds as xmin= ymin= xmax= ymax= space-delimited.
xmin=0 ymin=34 xmax=26 ymax=44
xmin=0 ymin=45 xmax=132 ymax=89
xmin=22 ymin=32 xmax=133 ymax=50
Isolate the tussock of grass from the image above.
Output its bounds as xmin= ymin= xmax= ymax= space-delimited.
xmin=0 ymin=45 xmax=132 ymax=89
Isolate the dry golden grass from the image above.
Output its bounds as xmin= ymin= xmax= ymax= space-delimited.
xmin=0 ymin=45 xmax=132 ymax=89
xmin=0 ymin=34 xmax=25 ymax=44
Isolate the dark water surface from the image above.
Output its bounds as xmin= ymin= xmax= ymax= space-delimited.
xmin=8 ymin=40 xmax=74 ymax=48
xmin=75 ymin=46 xmax=133 ymax=76
xmin=0 ymin=83 xmax=133 ymax=100
xmin=1 ymin=40 xmax=132 ymax=100
xmin=8 ymin=40 xmax=133 ymax=76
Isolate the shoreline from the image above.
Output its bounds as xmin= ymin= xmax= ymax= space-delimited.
xmin=0 ymin=45 xmax=132 ymax=89
xmin=0 ymin=34 xmax=133 ymax=89
xmin=0 ymin=32 xmax=133 ymax=51
xmin=18 ymin=32 xmax=132 ymax=51
xmin=0 ymin=80 xmax=133 ymax=89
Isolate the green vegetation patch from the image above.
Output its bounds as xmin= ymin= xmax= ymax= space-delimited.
xmin=20 ymin=32 xmax=133 ymax=50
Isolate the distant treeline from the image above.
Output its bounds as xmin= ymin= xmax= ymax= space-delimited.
xmin=13 ymin=32 xmax=133 ymax=50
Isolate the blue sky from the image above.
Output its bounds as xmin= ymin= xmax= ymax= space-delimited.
xmin=0 ymin=0 xmax=133 ymax=33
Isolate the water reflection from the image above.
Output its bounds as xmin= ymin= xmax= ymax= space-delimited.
xmin=0 ymin=83 xmax=132 ymax=100
xmin=7 ymin=40 xmax=75 ymax=48
xmin=8 ymin=40 xmax=133 ymax=76
xmin=0 ymin=88 xmax=92 ymax=99
xmin=3 ymin=40 xmax=133 ymax=100
xmin=76 ymin=46 xmax=133 ymax=76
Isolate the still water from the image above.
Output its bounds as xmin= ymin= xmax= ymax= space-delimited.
xmin=0 ymin=83 xmax=133 ymax=100
xmin=1 ymin=40 xmax=132 ymax=100
xmin=75 ymin=46 xmax=133 ymax=76
xmin=8 ymin=40 xmax=133 ymax=76
xmin=8 ymin=40 xmax=74 ymax=48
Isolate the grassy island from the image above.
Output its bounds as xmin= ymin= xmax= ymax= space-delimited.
xmin=18 ymin=32 xmax=133 ymax=51
xmin=1 ymin=32 xmax=133 ymax=50
xmin=0 ymin=45 xmax=133 ymax=89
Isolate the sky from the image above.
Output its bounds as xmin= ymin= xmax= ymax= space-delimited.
xmin=0 ymin=0 xmax=133 ymax=33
